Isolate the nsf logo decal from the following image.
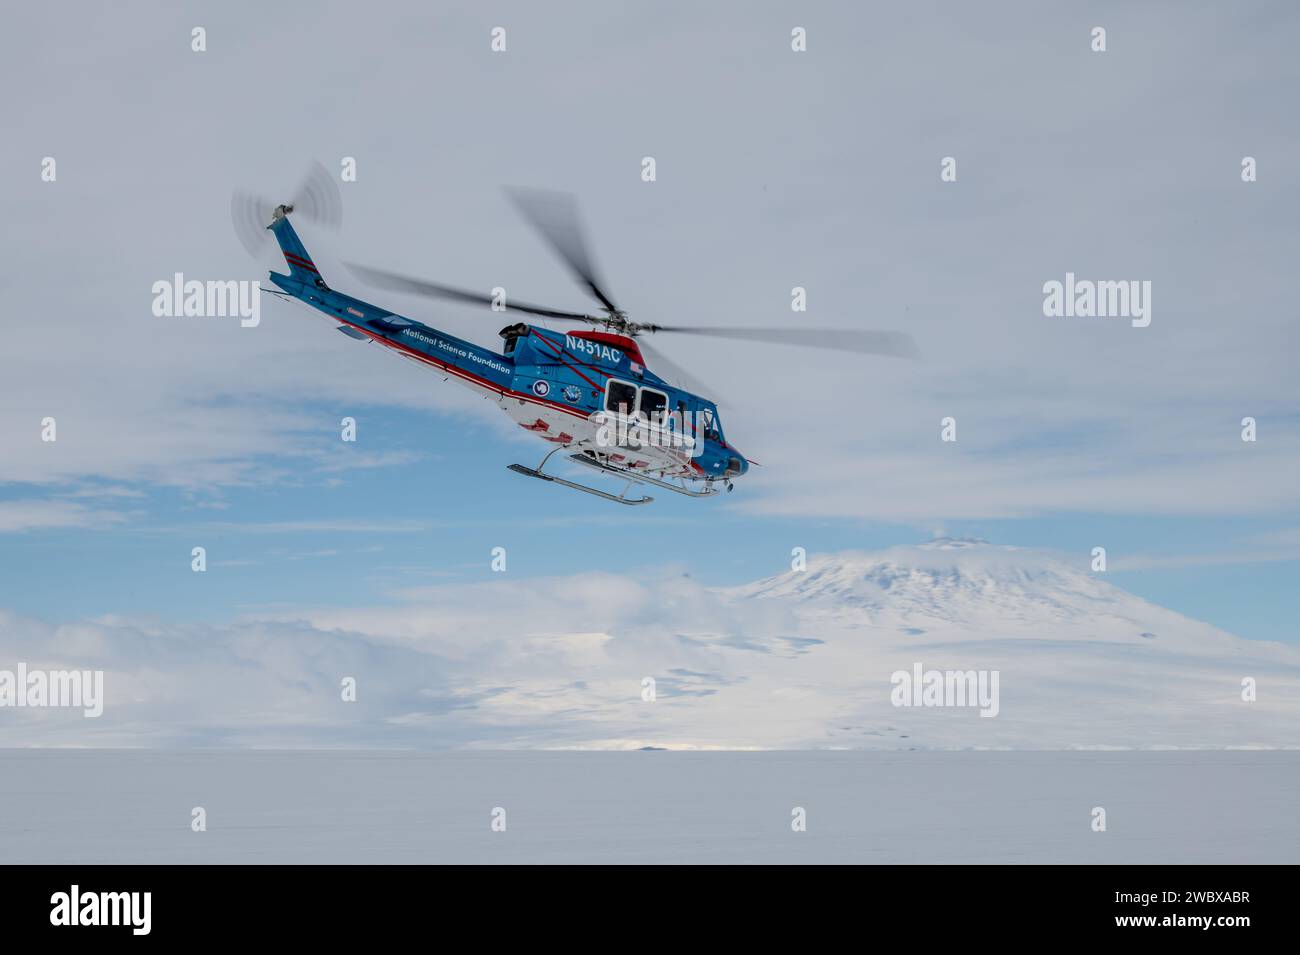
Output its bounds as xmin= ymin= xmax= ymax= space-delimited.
xmin=562 ymin=385 xmax=582 ymax=403
xmin=532 ymin=380 xmax=550 ymax=398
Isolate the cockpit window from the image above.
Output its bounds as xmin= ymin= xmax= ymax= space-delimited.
xmin=700 ymin=407 xmax=722 ymax=442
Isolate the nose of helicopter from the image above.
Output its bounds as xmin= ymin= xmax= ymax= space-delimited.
xmin=697 ymin=448 xmax=748 ymax=485
xmin=724 ymin=453 xmax=748 ymax=478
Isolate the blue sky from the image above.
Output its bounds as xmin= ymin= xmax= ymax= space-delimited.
xmin=2 ymin=399 xmax=1296 ymax=644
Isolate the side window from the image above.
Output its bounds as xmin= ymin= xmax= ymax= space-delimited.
xmin=638 ymin=387 xmax=668 ymax=423
xmin=605 ymin=380 xmax=637 ymax=415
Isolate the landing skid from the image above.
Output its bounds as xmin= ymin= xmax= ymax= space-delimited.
xmin=568 ymin=453 xmax=721 ymax=498
xmin=507 ymin=447 xmax=653 ymax=505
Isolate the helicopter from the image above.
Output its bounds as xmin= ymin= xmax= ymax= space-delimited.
xmin=233 ymin=166 xmax=919 ymax=505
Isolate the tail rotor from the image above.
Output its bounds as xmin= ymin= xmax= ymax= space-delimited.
xmin=231 ymin=161 xmax=342 ymax=259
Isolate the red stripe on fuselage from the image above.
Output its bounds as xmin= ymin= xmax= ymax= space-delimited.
xmin=530 ymin=333 xmax=610 ymax=389
xmin=328 ymin=313 xmax=591 ymax=420
xmin=284 ymin=253 xmax=319 ymax=273
xmin=294 ymin=306 xmax=703 ymax=477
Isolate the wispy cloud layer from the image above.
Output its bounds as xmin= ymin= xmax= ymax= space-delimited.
xmin=0 ymin=500 xmax=127 ymax=533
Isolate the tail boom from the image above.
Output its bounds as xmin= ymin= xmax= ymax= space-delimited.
xmin=268 ymin=207 xmax=326 ymax=286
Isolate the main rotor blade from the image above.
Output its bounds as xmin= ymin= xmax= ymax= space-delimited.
xmin=635 ymin=339 xmax=723 ymax=405
xmin=651 ymin=325 xmax=921 ymax=359
xmin=345 ymin=263 xmax=600 ymax=322
xmin=505 ymin=188 xmax=620 ymax=314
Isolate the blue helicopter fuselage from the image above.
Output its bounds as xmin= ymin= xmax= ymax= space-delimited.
xmin=265 ymin=215 xmax=748 ymax=486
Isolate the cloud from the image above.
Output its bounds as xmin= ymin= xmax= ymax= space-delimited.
xmin=1110 ymin=526 xmax=1300 ymax=571
xmin=0 ymin=500 xmax=127 ymax=533
xmin=1 ymin=3 xmax=1296 ymax=526
xmin=150 ymin=518 xmax=436 ymax=535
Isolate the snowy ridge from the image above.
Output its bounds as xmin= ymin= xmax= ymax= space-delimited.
xmin=4 ymin=539 xmax=1297 ymax=750
xmin=733 ymin=538 xmax=1230 ymax=648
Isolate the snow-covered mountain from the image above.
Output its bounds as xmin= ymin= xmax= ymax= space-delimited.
xmin=733 ymin=538 xmax=1232 ymax=650
xmin=742 ymin=537 xmax=1123 ymax=619
xmin=694 ymin=538 xmax=1300 ymax=749
xmin=4 ymin=539 xmax=1298 ymax=750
